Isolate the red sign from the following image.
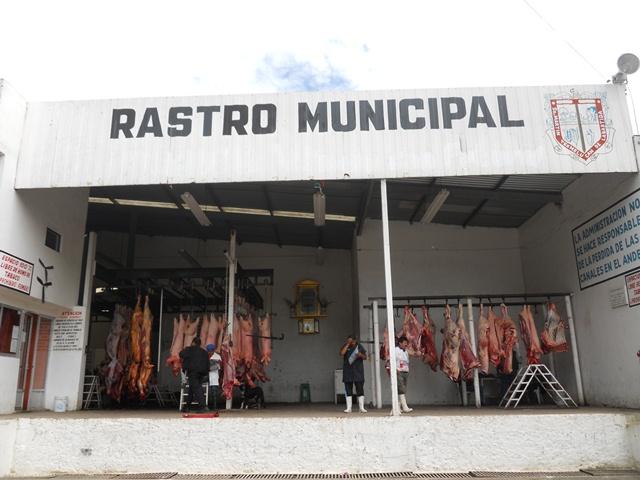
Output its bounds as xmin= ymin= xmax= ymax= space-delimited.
xmin=625 ymin=270 xmax=640 ymax=308
xmin=0 ymin=250 xmax=34 ymax=295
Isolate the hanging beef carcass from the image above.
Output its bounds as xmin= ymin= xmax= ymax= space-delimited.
xmin=183 ymin=315 xmax=199 ymax=347
xmin=137 ymin=295 xmax=155 ymax=399
xmin=457 ymin=304 xmax=480 ymax=381
xmin=401 ymin=306 xmax=422 ymax=356
xmin=199 ymin=315 xmax=210 ymax=349
xmin=540 ymin=302 xmax=569 ymax=353
xmin=487 ymin=306 xmax=504 ymax=368
xmin=206 ymin=313 xmax=219 ymax=348
xmin=127 ymin=296 xmax=143 ymax=394
xmin=477 ymin=304 xmax=490 ymax=374
xmin=239 ymin=314 xmax=254 ymax=367
xmin=519 ymin=304 xmax=544 ymax=364
xmin=440 ymin=304 xmax=461 ymax=382
xmin=497 ymin=304 xmax=518 ymax=374
xmin=104 ymin=305 xmax=129 ymax=401
xmin=220 ymin=333 xmax=239 ymax=399
xmin=420 ymin=306 xmax=438 ymax=371
xmin=166 ymin=314 xmax=186 ymax=375
xmin=113 ymin=313 xmax=130 ymax=401
xmin=258 ymin=314 xmax=272 ymax=365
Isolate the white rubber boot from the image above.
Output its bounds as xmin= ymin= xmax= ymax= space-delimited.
xmin=399 ymin=394 xmax=413 ymax=413
xmin=358 ymin=396 xmax=368 ymax=413
xmin=344 ymin=396 xmax=353 ymax=413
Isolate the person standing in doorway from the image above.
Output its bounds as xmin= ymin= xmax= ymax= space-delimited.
xmin=179 ymin=337 xmax=209 ymax=413
xmin=395 ymin=336 xmax=413 ymax=413
xmin=340 ymin=334 xmax=368 ymax=413
xmin=206 ymin=343 xmax=222 ymax=410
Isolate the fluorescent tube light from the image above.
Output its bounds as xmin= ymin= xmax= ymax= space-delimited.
xmin=180 ymin=191 xmax=212 ymax=227
xmin=421 ymin=188 xmax=450 ymax=223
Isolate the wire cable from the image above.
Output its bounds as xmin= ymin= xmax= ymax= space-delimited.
xmin=521 ymin=0 xmax=606 ymax=80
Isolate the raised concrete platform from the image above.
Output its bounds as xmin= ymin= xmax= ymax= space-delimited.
xmin=2 ymin=406 xmax=640 ymax=477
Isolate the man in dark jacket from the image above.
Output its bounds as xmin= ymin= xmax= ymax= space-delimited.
xmin=179 ymin=337 xmax=209 ymax=413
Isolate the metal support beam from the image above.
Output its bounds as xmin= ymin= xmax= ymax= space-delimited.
xmin=462 ymin=175 xmax=510 ymax=227
xmin=204 ymin=184 xmax=240 ymax=242
xmin=565 ymin=295 xmax=585 ymax=405
xmin=380 ymin=179 xmax=400 ymax=416
xmin=356 ymin=180 xmax=375 ymax=236
xmin=226 ymin=230 xmax=237 ymax=410
xmin=262 ymin=185 xmax=282 ymax=247
xmin=161 ymin=184 xmax=186 ymax=210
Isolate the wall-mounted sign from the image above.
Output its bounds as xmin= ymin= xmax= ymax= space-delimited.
xmin=52 ymin=307 xmax=86 ymax=351
xmin=0 ymin=250 xmax=34 ymax=295
xmin=625 ymin=270 xmax=640 ymax=308
xmin=572 ymin=187 xmax=640 ymax=289
xmin=15 ymin=84 xmax=635 ymax=189
xmin=609 ymin=287 xmax=628 ymax=309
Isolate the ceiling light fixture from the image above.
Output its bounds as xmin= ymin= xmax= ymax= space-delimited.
xmin=313 ymin=182 xmax=326 ymax=226
xmin=180 ymin=191 xmax=212 ymax=227
xmin=421 ymin=188 xmax=450 ymax=223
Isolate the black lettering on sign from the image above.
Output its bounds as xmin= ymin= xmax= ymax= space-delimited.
xmin=110 ymin=109 xmax=135 ymax=139
xmin=168 ymin=107 xmax=193 ymax=137
xmin=427 ymin=98 xmax=439 ymax=129
xmin=298 ymin=102 xmax=328 ymax=133
xmin=441 ymin=97 xmax=466 ymax=129
xmin=223 ymin=105 xmax=249 ymax=135
xmin=359 ymin=100 xmax=385 ymax=131
xmin=498 ymin=95 xmax=524 ymax=127
xmin=196 ymin=106 xmax=221 ymax=136
xmin=387 ymin=100 xmax=398 ymax=130
xmin=252 ymin=104 xmax=277 ymax=134
xmin=331 ymin=101 xmax=356 ymax=132
xmin=136 ymin=108 xmax=163 ymax=138
xmin=468 ymin=96 xmax=496 ymax=128
xmin=399 ymin=99 xmax=425 ymax=130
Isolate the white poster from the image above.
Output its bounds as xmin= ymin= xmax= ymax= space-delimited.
xmin=626 ymin=270 xmax=640 ymax=307
xmin=52 ymin=307 xmax=86 ymax=351
xmin=0 ymin=250 xmax=33 ymax=295
xmin=572 ymin=188 xmax=640 ymax=289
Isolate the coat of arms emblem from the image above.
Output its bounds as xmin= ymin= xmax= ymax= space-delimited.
xmin=546 ymin=92 xmax=614 ymax=163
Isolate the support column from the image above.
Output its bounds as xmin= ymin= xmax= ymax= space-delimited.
xmin=380 ymin=179 xmax=400 ymax=416
xmin=156 ymin=288 xmax=164 ymax=372
xmin=565 ymin=295 xmax=585 ymax=405
xmin=467 ymin=298 xmax=481 ymax=408
xmin=225 ymin=230 xmax=237 ymax=410
xmin=372 ymin=300 xmax=382 ymax=409
xmin=368 ymin=307 xmax=376 ymax=407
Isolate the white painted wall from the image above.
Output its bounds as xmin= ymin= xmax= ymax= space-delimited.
xmin=520 ymin=171 xmax=640 ymax=407
xmin=356 ymin=220 xmax=526 ymax=406
xmin=94 ymin=233 xmax=354 ymax=403
xmin=1 ymin=412 xmax=636 ymax=476
xmin=0 ymin=80 xmax=90 ymax=413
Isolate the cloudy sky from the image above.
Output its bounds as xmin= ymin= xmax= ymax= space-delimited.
xmin=0 ymin=0 xmax=638 ymax=129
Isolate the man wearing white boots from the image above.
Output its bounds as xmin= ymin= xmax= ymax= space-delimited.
xmin=339 ymin=334 xmax=368 ymax=413
xmin=395 ymin=336 xmax=413 ymax=413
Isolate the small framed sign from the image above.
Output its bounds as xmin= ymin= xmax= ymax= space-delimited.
xmin=625 ymin=270 xmax=640 ymax=308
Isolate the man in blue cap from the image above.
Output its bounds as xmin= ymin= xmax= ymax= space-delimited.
xmin=206 ymin=343 xmax=222 ymax=410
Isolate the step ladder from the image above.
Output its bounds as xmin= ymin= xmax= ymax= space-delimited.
xmin=499 ymin=363 xmax=577 ymax=408
xmin=146 ymin=384 xmax=178 ymax=407
xmin=82 ymin=375 xmax=102 ymax=410
xmin=179 ymin=381 xmax=209 ymax=411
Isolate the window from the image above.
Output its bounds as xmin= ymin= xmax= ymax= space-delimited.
xmin=0 ymin=306 xmax=21 ymax=354
xmin=45 ymin=228 xmax=61 ymax=252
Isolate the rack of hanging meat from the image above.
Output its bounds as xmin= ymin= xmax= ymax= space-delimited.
xmin=369 ymin=292 xmax=583 ymax=407
xmin=164 ymin=293 xmax=278 ymax=402
xmin=101 ymin=294 xmax=156 ymax=403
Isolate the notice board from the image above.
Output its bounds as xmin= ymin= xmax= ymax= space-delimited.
xmin=572 ymin=188 xmax=640 ymax=289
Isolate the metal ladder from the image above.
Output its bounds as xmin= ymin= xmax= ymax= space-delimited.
xmin=146 ymin=384 xmax=178 ymax=407
xmin=500 ymin=363 xmax=577 ymax=408
xmin=82 ymin=375 xmax=102 ymax=409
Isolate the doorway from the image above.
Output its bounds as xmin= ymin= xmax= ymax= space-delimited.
xmin=16 ymin=313 xmax=51 ymax=410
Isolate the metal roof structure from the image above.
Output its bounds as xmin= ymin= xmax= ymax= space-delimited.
xmin=86 ymin=173 xmax=593 ymax=250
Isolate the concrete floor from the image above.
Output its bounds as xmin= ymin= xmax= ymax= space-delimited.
xmin=4 ymin=403 xmax=639 ymax=419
